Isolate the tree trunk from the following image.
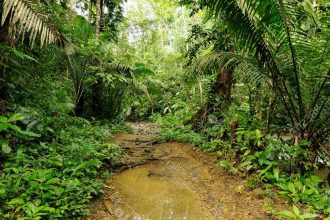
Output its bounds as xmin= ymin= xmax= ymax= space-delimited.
xmin=75 ymin=93 xmax=85 ymax=116
xmin=211 ymin=67 xmax=233 ymax=107
xmin=0 ymin=11 xmax=14 ymax=111
xmin=88 ymin=0 xmax=93 ymax=22
xmin=92 ymin=78 xmax=102 ymax=118
xmin=100 ymin=0 xmax=104 ymax=31
xmin=191 ymin=63 xmax=233 ymax=130
xmin=0 ymin=12 xmax=15 ymax=46
xmin=95 ymin=0 xmax=101 ymax=38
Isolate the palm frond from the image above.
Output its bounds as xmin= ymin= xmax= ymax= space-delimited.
xmin=188 ymin=51 xmax=267 ymax=85
xmin=1 ymin=0 xmax=61 ymax=46
xmin=199 ymin=0 xmax=330 ymax=143
xmin=102 ymin=62 xmax=152 ymax=102
xmin=200 ymin=0 xmax=328 ymax=129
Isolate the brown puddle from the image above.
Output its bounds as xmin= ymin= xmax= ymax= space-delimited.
xmin=112 ymin=165 xmax=205 ymax=219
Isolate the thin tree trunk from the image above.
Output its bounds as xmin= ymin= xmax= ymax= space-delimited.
xmin=266 ymin=94 xmax=274 ymax=133
xmin=75 ymin=92 xmax=85 ymax=116
xmin=100 ymin=0 xmax=104 ymax=31
xmin=95 ymin=0 xmax=101 ymax=39
xmin=88 ymin=0 xmax=93 ymax=22
xmin=92 ymin=78 xmax=102 ymax=118
xmin=198 ymin=78 xmax=203 ymax=104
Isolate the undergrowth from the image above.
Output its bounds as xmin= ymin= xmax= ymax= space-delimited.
xmin=0 ymin=112 xmax=122 ymax=219
xmin=157 ymin=105 xmax=330 ymax=219
xmin=157 ymin=109 xmax=206 ymax=146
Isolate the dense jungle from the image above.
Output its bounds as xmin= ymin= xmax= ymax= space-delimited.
xmin=0 ymin=0 xmax=329 ymax=219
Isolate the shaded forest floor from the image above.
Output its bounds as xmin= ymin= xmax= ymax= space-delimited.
xmin=89 ymin=122 xmax=289 ymax=219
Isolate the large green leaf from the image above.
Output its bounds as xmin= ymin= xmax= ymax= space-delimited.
xmin=8 ymin=113 xmax=25 ymax=123
xmin=273 ymin=167 xmax=279 ymax=181
xmin=1 ymin=139 xmax=11 ymax=154
xmin=278 ymin=210 xmax=296 ymax=218
xmin=7 ymin=124 xmax=22 ymax=133
xmin=0 ymin=116 xmax=8 ymax=123
xmin=301 ymin=213 xmax=318 ymax=219
xmin=19 ymin=130 xmax=41 ymax=138
xmin=292 ymin=205 xmax=300 ymax=216
xmin=11 ymin=48 xmax=38 ymax=62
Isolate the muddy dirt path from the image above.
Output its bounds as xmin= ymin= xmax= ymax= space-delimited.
xmin=89 ymin=122 xmax=287 ymax=220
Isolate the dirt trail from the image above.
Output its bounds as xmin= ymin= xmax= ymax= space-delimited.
xmin=89 ymin=122 xmax=287 ymax=220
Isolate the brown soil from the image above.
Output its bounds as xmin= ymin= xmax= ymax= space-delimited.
xmin=88 ymin=122 xmax=288 ymax=220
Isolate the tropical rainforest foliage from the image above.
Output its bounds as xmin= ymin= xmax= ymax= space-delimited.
xmin=0 ymin=0 xmax=329 ymax=219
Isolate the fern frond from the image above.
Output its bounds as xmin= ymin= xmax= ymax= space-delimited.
xmin=106 ymin=62 xmax=132 ymax=76
xmin=1 ymin=0 xmax=61 ymax=46
xmin=131 ymin=77 xmax=152 ymax=103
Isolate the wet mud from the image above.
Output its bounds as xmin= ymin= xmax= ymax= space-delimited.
xmin=89 ymin=122 xmax=288 ymax=220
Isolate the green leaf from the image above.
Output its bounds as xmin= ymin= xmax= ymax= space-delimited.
xmin=0 ymin=116 xmax=8 ymax=123
xmin=0 ymin=124 xmax=9 ymax=132
xmin=239 ymin=160 xmax=252 ymax=168
xmin=19 ymin=130 xmax=40 ymax=138
xmin=288 ymin=182 xmax=296 ymax=194
xmin=1 ymin=140 xmax=11 ymax=154
xmin=301 ymin=213 xmax=318 ymax=219
xmin=243 ymin=149 xmax=251 ymax=156
xmin=8 ymin=113 xmax=25 ymax=123
xmin=45 ymin=178 xmax=60 ymax=185
xmin=278 ymin=210 xmax=296 ymax=218
xmin=255 ymin=129 xmax=262 ymax=139
xmin=7 ymin=124 xmax=22 ymax=133
xmin=293 ymin=205 xmax=300 ymax=216
xmin=8 ymin=198 xmax=25 ymax=206
xmin=310 ymin=175 xmax=323 ymax=183
xmin=273 ymin=168 xmax=279 ymax=181
xmin=11 ymin=48 xmax=38 ymax=62
xmin=0 ymin=188 xmax=6 ymax=199
xmin=258 ymin=165 xmax=271 ymax=176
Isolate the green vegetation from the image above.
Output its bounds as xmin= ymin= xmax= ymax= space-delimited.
xmin=0 ymin=0 xmax=329 ymax=219
xmin=0 ymin=114 xmax=121 ymax=218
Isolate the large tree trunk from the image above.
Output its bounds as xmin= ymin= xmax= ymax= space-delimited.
xmin=0 ymin=20 xmax=10 ymax=45
xmin=0 ymin=11 xmax=15 ymax=46
xmin=0 ymin=11 xmax=14 ymax=112
xmin=211 ymin=67 xmax=233 ymax=108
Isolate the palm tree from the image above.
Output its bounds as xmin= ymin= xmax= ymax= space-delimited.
xmin=194 ymin=0 xmax=329 ymax=156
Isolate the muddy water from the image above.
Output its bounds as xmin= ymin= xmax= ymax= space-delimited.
xmin=112 ymin=165 xmax=205 ymax=219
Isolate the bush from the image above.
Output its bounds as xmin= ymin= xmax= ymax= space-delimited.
xmin=158 ymin=109 xmax=206 ymax=146
xmin=0 ymin=114 xmax=122 ymax=219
